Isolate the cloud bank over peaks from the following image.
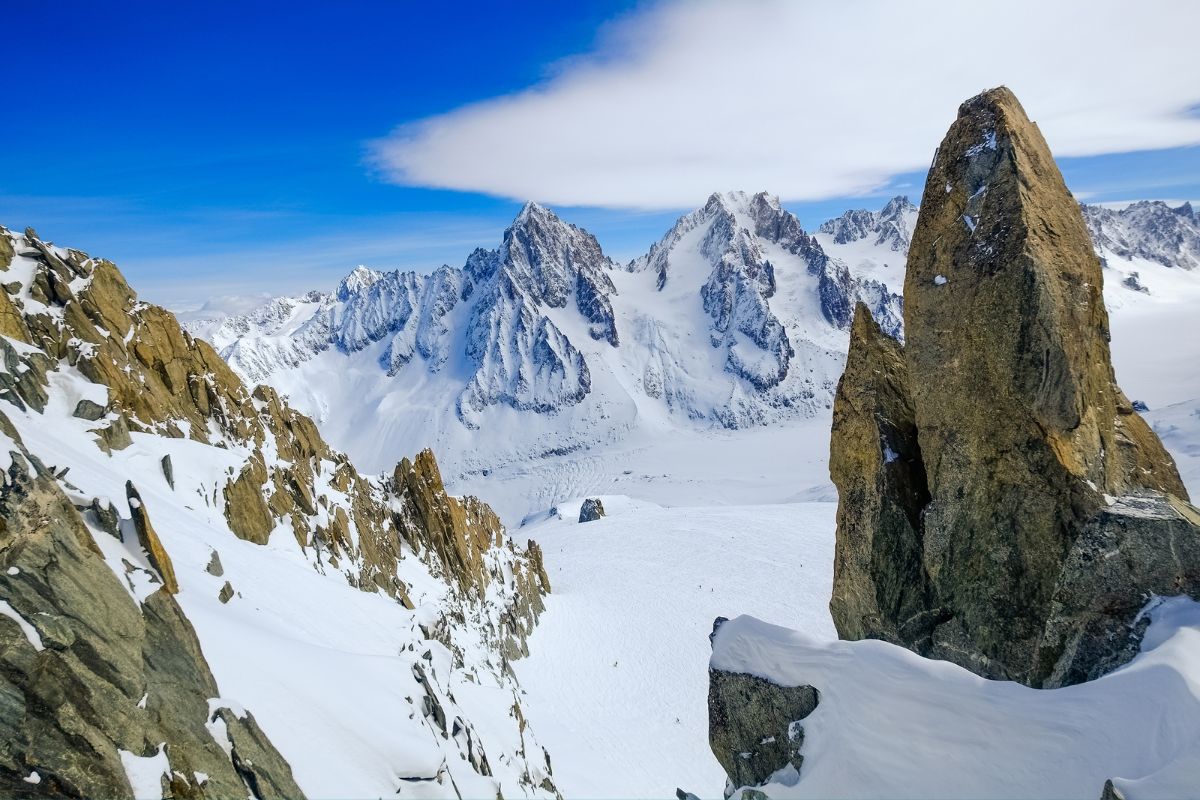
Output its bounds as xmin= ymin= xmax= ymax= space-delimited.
xmin=371 ymin=0 xmax=1200 ymax=209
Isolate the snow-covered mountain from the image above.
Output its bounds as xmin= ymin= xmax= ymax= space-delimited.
xmin=189 ymin=191 xmax=1200 ymax=524
xmin=192 ymin=193 xmax=904 ymax=519
xmin=817 ymin=195 xmax=919 ymax=252
xmin=1083 ymin=199 xmax=1200 ymax=272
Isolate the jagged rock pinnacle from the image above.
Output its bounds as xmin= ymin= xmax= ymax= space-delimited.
xmin=830 ymin=86 xmax=1200 ymax=688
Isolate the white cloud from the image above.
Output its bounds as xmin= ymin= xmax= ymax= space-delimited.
xmin=371 ymin=0 xmax=1200 ymax=210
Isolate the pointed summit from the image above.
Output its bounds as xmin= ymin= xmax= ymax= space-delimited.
xmin=510 ymin=200 xmax=556 ymax=227
xmin=830 ymin=86 xmax=1199 ymax=688
xmin=335 ymin=265 xmax=383 ymax=301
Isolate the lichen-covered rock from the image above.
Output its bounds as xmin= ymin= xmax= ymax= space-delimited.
xmin=708 ymin=667 xmax=819 ymax=795
xmin=829 ymin=87 xmax=1200 ymax=687
xmin=578 ymin=497 xmax=605 ymax=523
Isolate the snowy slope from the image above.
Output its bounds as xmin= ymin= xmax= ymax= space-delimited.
xmin=513 ymin=499 xmax=838 ymax=798
xmin=508 ymin=492 xmax=1200 ymax=799
xmin=498 ymin=199 xmax=1200 ymax=798
xmin=711 ymin=600 xmax=1200 ymax=799
xmin=0 ymin=226 xmax=557 ymax=799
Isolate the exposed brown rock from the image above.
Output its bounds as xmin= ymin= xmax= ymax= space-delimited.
xmin=91 ymin=413 xmax=133 ymax=454
xmin=830 ymin=87 xmax=1200 ymax=687
xmin=223 ymin=454 xmax=274 ymax=545
xmin=527 ymin=539 xmax=551 ymax=593
xmin=394 ymin=449 xmax=495 ymax=593
xmin=126 ymin=481 xmax=179 ymax=595
xmin=0 ymin=224 xmax=553 ymax=790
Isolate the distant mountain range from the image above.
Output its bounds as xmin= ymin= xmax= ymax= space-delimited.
xmin=186 ymin=192 xmax=1200 ymax=513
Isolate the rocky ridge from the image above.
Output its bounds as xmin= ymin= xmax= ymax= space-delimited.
xmin=0 ymin=226 xmax=557 ymax=798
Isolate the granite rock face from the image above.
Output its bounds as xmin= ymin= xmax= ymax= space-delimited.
xmin=829 ymin=87 xmax=1200 ymax=687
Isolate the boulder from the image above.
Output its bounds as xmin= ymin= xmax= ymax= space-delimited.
xmin=91 ymin=413 xmax=133 ymax=453
xmin=829 ymin=87 xmax=1200 ymax=687
xmin=578 ymin=497 xmax=605 ymax=523
xmin=89 ymin=496 xmax=121 ymax=540
xmin=708 ymin=667 xmax=819 ymax=794
xmin=71 ymin=398 xmax=106 ymax=421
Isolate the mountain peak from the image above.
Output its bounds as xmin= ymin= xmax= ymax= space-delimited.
xmin=512 ymin=200 xmax=558 ymax=228
xmin=336 ymin=265 xmax=383 ymax=301
xmin=702 ymin=190 xmax=781 ymax=221
xmin=879 ymin=195 xmax=916 ymax=218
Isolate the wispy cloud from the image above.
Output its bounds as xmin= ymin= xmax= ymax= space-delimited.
xmin=371 ymin=0 xmax=1200 ymax=210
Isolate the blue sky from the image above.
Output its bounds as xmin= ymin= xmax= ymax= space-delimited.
xmin=3 ymin=0 xmax=1198 ymax=308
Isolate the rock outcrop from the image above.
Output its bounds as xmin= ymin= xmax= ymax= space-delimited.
xmin=829 ymin=87 xmax=1200 ymax=687
xmin=708 ymin=668 xmax=818 ymax=794
xmin=126 ymin=481 xmax=180 ymax=595
xmin=578 ymin=497 xmax=605 ymax=523
xmin=0 ymin=419 xmax=303 ymax=799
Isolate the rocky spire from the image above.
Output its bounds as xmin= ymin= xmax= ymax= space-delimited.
xmin=830 ymin=87 xmax=1200 ymax=687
